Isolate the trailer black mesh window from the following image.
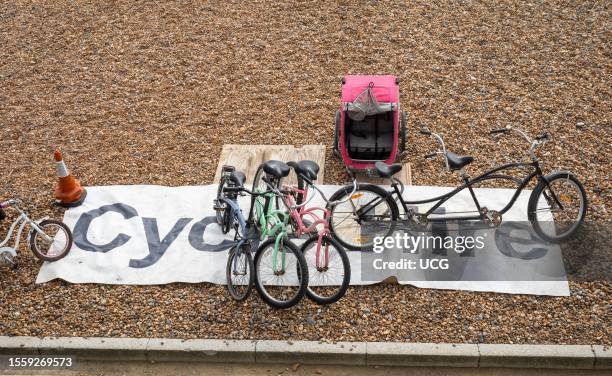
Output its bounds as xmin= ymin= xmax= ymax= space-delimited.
xmin=345 ymin=111 xmax=394 ymax=161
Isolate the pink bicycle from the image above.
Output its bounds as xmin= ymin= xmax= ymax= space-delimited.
xmin=280 ymin=161 xmax=356 ymax=304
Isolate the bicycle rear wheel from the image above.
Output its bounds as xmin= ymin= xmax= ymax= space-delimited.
xmin=226 ymin=244 xmax=254 ymax=301
xmin=328 ymin=184 xmax=399 ymax=251
xmin=301 ymin=235 xmax=350 ymax=305
xmin=254 ymin=237 xmax=308 ymax=309
xmin=528 ymin=172 xmax=587 ymax=243
xmin=29 ymin=220 xmax=73 ymax=262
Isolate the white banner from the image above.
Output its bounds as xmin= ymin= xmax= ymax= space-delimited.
xmin=36 ymin=184 xmax=569 ymax=296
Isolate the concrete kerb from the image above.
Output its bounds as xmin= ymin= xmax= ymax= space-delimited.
xmin=592 ymin=345 xmax=612 ymax=370
xmin=477 ymin=343 xmax=595 ymax=369
xmin=147 ymin=338 xmax=256 ymax=363
xmin=367 ymin=342 xmax=479 ymax=367
xmin=0 ymin=336 xmax=41 ymax=356
xmin=0 ymin=336 xmax=604 ymax=369
xmin=255 ymin=340 xmax=366 ymax=365
xmin=38 ymin=337 xmax=148 ymax=361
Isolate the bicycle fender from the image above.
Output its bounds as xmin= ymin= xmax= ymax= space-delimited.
xmin=527 ymin=170 xmax=575 ymax=222
xmin=28 ymin=217 xmax=50 ymax=236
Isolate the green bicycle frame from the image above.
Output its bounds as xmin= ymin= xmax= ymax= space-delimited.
xmin=253 ymin=190 xmax=291 ymax=272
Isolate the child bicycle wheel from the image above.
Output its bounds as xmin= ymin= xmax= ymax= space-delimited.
xmin=29 ymin=220 xmax=73 ymax=262
xmin=254 ymin=238 xmax=308 ymax=309
xmin=226 ymin=244 xmax=254 ymax=301
xmin=300 ymin=235 xmax=351 ymax=305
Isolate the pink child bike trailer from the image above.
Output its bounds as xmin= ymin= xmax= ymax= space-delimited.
xmin=333 ymin=75 xmax=407 ymax=172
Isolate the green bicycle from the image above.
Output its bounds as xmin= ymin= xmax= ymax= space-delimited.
xmin=250 ymin=161 xmax=309 ymax=309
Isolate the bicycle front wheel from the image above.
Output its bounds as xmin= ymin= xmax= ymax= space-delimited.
xmin=329 ymin=184 xmax=399 ymax=251
xmin=226 ymin=244 xmax=254 ymax=301
xmin=29 ymin=220 xmax=73 ymax=262
xmin=254 ymin=237 xmax=308 ymax=309
xmin=301 ymin=235 xmax=350 ymax=305
xmin=215 ymin=176 xmax=231 ymax=233
xmin=528 ymin=172 xmax=587 ymax=243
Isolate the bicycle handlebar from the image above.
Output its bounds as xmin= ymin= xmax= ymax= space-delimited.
xmin=0 ymin=199 xmax=20 ymax=208
xmin=490 ymin=126 xmax=551 ymax=144
xmin=490 ymin=126 xmax=551 ymax=160
xmin=536 ymin=132 xmax=551 ymax=142
xmin=419 ymin=130 xmax=450 ymax=170
xmin=328 ymin=179 xmax=358 ymax=206
xmin=290 ymin=169 xmax=358 ymax=207
xmin=490 ymin=128 xmax=509 ymax=135
xmin=223 ymin=186 xmax=279 ymax=196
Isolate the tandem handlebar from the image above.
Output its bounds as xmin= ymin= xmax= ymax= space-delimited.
xmin=489 ymin=126 xmax=551 ymax=143
xmin=419 ymin=128 xmax=450 ymax=169
xmin=490 ymin=128 xmax=509 ymax=135
xmin=490 ymin=126 xmax=551 ymax=160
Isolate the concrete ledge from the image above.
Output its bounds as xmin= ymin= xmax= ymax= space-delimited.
xmin=478 ymin=344 xmax=594 ymax=369
xmin=0 ymin=336 xmax=604 ymax=369
xmin=592 ymin=345 xmax=611 ymax=370
xmin=0 ymin=336 xmax=41 ymax=355
xmin=147 ymin=338 xmax=255 ymax=363
xmin=367 ymin=342 xmax=479 ymax=367
xmin=38 ymin=337 xmax=148 ymax=361
xmin=256 ymin=340 xmax=365 ymax=365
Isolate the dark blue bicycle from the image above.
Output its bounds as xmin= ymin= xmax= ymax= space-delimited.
xmin=214 ymin=165 xmax=259 ymax=301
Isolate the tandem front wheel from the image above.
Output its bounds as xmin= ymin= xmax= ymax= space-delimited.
xmin=528 ymin=172 xmax=587 ymax=243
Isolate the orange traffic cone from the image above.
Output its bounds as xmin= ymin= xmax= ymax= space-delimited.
xmin=53 ymin=150 xmax=87 ymax=207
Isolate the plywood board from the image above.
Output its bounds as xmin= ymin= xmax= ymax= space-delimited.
xmin=214 ymin=144 xmax=326 ymax=186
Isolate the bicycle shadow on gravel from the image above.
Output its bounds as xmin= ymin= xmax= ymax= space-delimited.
xmin=359 ymin=207 xmax=568 ymax=283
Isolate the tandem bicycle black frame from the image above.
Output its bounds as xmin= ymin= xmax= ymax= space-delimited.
xmin=361 ymin=160 xmax=562 ymax=223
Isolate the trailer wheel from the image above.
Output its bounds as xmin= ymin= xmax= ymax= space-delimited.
xmin=399 ymin=111 xmax=407 ymax=154
xmin=333 ymin=110 xmax=341 ymax=158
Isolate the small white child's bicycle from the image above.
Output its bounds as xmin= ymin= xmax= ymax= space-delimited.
xmin=0 ymin=199 xmax=73 ymax=266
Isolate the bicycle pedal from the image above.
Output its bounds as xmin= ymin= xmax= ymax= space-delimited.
xmin=482 ymin=208 xmax=502 ymax=227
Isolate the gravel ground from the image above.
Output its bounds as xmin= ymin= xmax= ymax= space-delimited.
xmin=0 ymin=1 xmax=610 ymax=344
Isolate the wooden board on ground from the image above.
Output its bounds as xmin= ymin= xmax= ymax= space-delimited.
xmin=213 ymin=145 xmax=326 ymax=186
xmin=356 ymin=162 xmax=412 ymax=186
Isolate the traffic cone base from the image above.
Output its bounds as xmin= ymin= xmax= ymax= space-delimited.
xmin=55 ymin=187 xmax=87 ymax=208
xmin=53 ymin=150 xmax=87 ymax=207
